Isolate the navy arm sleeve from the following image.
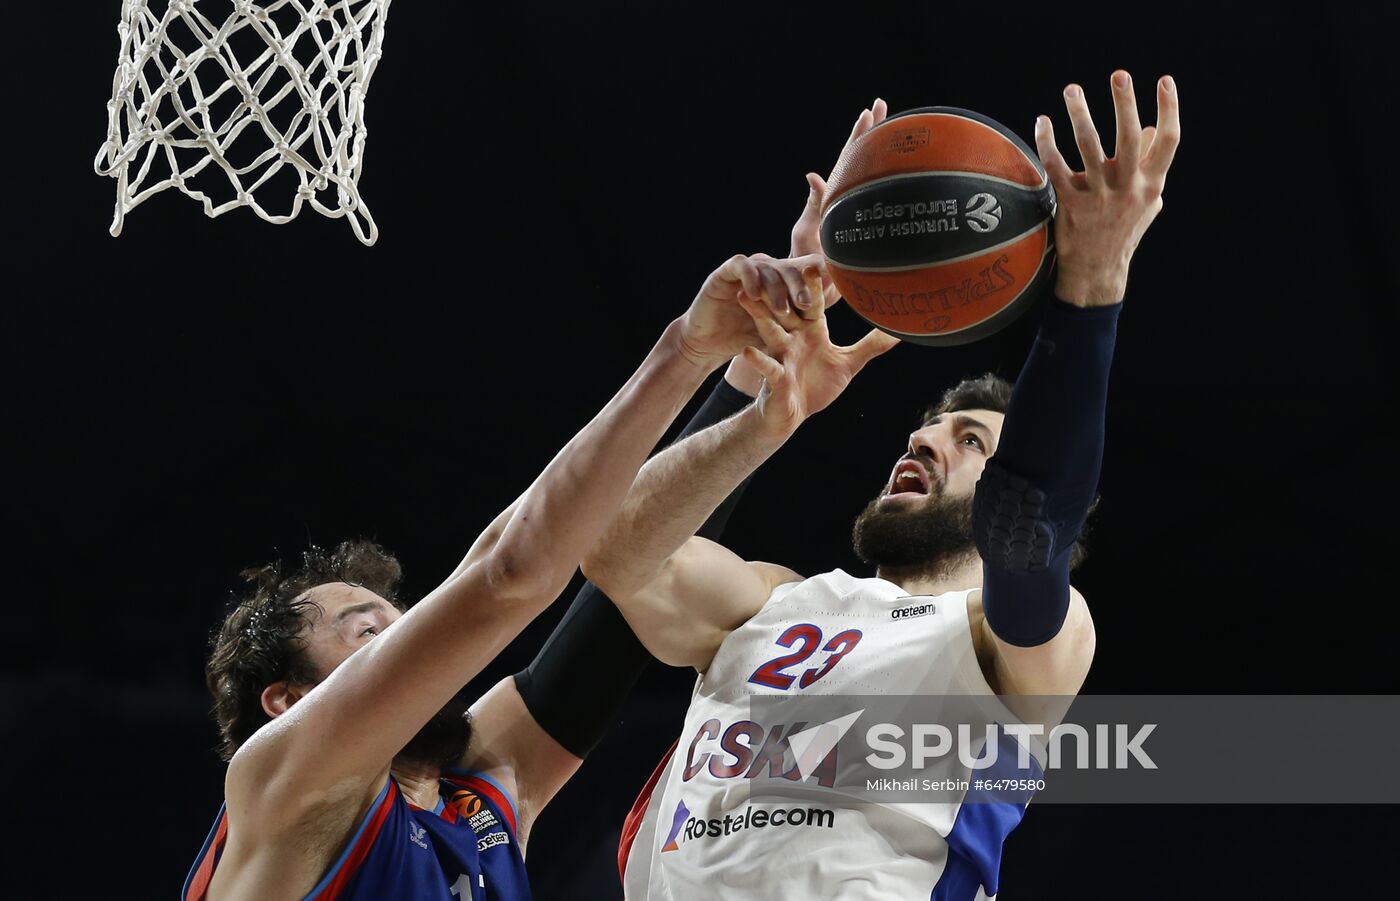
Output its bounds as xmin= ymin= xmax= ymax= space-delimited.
xmin=512 ymin=377 xmax=755 ymax=757
xmin=972 ymin=295 xmax=1121 ymax=647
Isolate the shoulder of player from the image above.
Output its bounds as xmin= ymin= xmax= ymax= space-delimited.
xmin=453 ymin=684 xmax=538 ymax=845
xmin=208 ymin=756 xmax=388 ymax=901
xmin=225 ymin=720 xmax=390 ymax=837
xmin=751 ymin=561 xmax=804 ymax=592
xmin=716 ymin=561 xmax=803 ymax=630
xmin=969 ymin=584 xmax=1096 ymax=695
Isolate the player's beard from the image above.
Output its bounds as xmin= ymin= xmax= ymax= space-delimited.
xmin=851 ymin=485 xmax=978 ymax=581
xmin=394 ymin=689 xmax=475 ymax=771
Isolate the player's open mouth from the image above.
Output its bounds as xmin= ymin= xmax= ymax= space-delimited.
xmin=884 ymin=460 xmax=931 ymax=501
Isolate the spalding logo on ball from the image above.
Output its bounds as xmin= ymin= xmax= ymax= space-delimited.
xmin=820 ymin=106 xmax=1056 ymax=346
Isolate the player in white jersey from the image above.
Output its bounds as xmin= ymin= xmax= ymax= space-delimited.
xmin=585 ymin=71 xmax=1181 ymax=899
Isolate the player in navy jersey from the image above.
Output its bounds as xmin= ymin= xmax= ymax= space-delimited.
xmin=183 ymin=105 xmax=900 ymax=900
xmin=586 ymin=72 xmax=1181 ymax=899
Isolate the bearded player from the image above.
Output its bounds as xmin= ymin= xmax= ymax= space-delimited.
xmin=180 ymin=103 xmax=900 ymax=900
xmin=585 ymin=71 xmax=1180 ymax=899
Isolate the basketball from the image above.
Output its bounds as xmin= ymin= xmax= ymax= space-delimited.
xmin=820 ymin=107 xmax=1057 ymax=346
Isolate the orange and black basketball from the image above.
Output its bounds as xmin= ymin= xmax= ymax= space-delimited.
xmin=820 ymin=107 xmax=1056 ymax=346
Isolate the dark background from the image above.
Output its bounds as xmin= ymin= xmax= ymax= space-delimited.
xmin=7 ymin=2 xmax=1398 ymax=899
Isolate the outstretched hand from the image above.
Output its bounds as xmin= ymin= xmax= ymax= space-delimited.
xmin=1035 ymin=71 xmax=1181 ymax=307
xmin=735 ymin=265 xmax=899 ymax=436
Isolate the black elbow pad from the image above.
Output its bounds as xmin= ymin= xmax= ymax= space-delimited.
xmin=972 ymin=459 xmax=1074 ymax=647
xmin=972 ymin=459 xmax=1058 ymax=574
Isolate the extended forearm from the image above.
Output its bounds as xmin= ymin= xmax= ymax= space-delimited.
xmin=585 ymin=403 xmax=788 ymax=599
xmin=488 ymin=320 xmax=720 ymax=603
xmin=513 ymin=375 xmax=756 ymax=759
xmin=448 ymin=363 xmax=758 ymax=590
xmin=995 ymin=295 xmax=1119 ymax=494
xmin=278 ymin=325 xmax=724 ymax=788
xmin=973 ymin=294 xmax=1120 ymax=646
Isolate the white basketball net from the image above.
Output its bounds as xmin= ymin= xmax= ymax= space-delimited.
xmin=95 ymin=0 xmax=393 ymax=245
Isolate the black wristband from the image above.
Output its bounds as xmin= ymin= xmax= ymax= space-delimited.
xmin=511 ymin=582 xmax=649 ymax=758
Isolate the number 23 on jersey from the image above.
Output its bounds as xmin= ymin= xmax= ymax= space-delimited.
xmin=747 ymin=624 xmax=863 ymax=691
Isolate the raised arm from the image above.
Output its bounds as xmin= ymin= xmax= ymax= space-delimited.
xmin=580 ymin=398 xmax=798 ymax=669
xmin=975 ymin=70 xmax=1180 ymax=696
xmin=227 ymin=255 xmax=779 ymax=820
xmin=584 ymin=264 xmax=899 ymax=670
xmin=578 ymin=99 xmax=897 ymax=670
xmin=458 ymin=99 xmax=915 ymax=817
xmin=458 ymin=361 xmax=764 ymax=838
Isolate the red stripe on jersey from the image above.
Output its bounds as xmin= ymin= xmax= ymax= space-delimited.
xmin=309 ymin=780 xmax=399 ymax=901
xmin=447 ymin=774 xmax=518 ymax=837
xmin=184 ymin=812 xmax=229 ymax=901
xmin=618 ymin=739 xmax=679 ymax=884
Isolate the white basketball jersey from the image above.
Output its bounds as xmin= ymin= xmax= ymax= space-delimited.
xmin=620 ymin=569 xmax=1043 ymax=901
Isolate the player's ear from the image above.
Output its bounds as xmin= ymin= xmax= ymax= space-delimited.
xmin=261 ymin=681 xmax=304 ymax=719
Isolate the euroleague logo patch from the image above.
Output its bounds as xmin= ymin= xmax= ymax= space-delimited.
xmin=963 ymin=192 xmax=1002 ymax=233
xmin=449 ymin=789 xmax=484 ymax=819
xmin=451 ymin=787 xmax=505 ymax=845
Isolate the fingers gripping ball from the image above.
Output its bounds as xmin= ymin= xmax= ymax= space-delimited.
xmin=819 ymin=107 xmax=1057 ymax=346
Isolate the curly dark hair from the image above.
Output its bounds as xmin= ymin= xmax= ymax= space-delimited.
xmin=923 ymin=372 xmax=1015 ymax=423
xmin=924 ymin=373 xmax=1096 ymax=571
xmin=206 ymin=539 xmax=404 ymax=760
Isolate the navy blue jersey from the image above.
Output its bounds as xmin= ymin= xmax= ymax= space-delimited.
xmin=183 ymin=769 xmax=531 ymax=900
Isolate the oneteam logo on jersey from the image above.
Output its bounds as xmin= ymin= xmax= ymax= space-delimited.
xmin=890 ymin=600 xmax=938 ymax=620
xmin=409 ymin=823 xmax=429 ymax=850
xmin=477 ymin=831 xmax=510 ymax=853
